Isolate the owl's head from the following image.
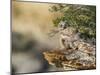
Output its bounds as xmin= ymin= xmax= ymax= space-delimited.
xmin=58 ymin=20 xmax=68 ymax=30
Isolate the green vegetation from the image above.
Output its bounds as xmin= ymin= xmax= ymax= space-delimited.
xmin=49 ymin=4 xmax=96 ymax=40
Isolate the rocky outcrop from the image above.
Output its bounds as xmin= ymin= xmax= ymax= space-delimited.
xmin=43 ymin=27 xmax=96 ymax=71
xmin=43 ymin=48 xmax=95 ymax=70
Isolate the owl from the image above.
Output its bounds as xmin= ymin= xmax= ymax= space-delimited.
xmin=59 ymin=27 xmax=80 ymax=50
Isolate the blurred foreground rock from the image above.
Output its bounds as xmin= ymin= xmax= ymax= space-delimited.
xmin=12 ymin=32 xmax=50 ymax=73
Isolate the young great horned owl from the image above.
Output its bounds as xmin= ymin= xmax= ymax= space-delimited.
xmin=59 ymin=27 xmax=80 ymax=50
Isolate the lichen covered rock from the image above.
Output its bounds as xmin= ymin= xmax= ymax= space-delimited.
xmin=43 ymin=49 xmax=95 ymax=70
